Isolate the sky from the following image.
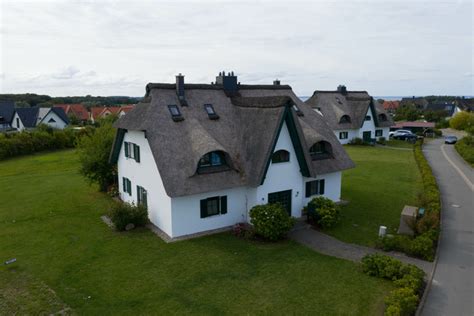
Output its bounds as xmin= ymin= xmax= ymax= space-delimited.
xmin=0 ymin=0 xmax=472 ymax=97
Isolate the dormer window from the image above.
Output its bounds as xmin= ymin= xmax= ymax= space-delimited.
xmin=168 ymin=104 xmax=184 ymax=122
xmin=272 ymin=150 xmax=290 ymax=163
xmin=204 ymin=104 xmax=219 ymax=120
xmin=309 ymin=141 xmax=332 ymax=160
xmin=292 ymin=105 xmax=304 ymax=116
xmin=197 ymin=151 xmax=229 ymax=174
xmin=339 ymin=115 xmax=351 ymax=124
xmin=378 ymin=114 xmax=388 ymax=122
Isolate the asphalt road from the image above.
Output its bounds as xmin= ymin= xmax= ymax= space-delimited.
xmin=421 ymin=138 xmax=474 ymax=316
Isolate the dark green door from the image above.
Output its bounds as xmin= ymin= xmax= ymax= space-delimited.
xmin=268 ymin=190 xmax=292 ymax=216
xmin=363 ymin=131 xmax=371 ymax=142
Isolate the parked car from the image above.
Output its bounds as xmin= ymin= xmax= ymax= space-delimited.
xmin=393 ymin=132 xmax=418 ymax=143
xmin=389 ymin=129 xmax=411 ymax=138
xmin=444 ymin=135 xmax=458 ymax=144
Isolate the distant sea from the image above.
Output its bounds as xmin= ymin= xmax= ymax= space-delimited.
xmin=298 ymin=96 xmax=473 ymax=102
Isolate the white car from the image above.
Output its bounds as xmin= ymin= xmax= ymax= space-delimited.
xmin=389 ymin=129 xmax=411 ymax=138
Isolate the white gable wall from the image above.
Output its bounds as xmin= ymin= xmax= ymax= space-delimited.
xmin=12 ymin=112 xmax=25 ymax=131
xmin=253 ymin=122 xmax=305 ymax=217
xmin=358 ymin=107 xmax=376 ymax=139
xmin=40 ymin=110 xmax=68 ymax=129
xmin=117 ymin=130 xmax=173 ymax=236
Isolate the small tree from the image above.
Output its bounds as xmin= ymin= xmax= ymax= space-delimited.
xmin=450 ymin=111 xmax=474 ymax=131
xmin=76 ymin=119 xmax=116 ymax=191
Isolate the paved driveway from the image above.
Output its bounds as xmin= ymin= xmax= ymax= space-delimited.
xmin=421 ymin=138 xmax=474 ymax=316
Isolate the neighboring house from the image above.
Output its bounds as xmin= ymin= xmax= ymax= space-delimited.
xmin=390 ymin=121 xmax=435 ymax=134
xmin=12 ymin=107 xmax=69 ymax=131
xmin=109 ymin=73 xmax=355 ymax=239
xmin=90 ymin=107 xmax=114 ymax=123
xmin=55 ymin=104 xmax=89 ymax=122
xmin=304 ymin=85 xmax=394 ymax=144
xmin=455 ymin=97 xmax=474 ymax=112
xmin=400 ymin=97 xmax=429 ymax=110
xmin=383 ymin=100 xmax=400 ymax=114
xmin=425 ymin=102 xmax=457 ymax=118
xmin=117 ymin=105 xmax=135 ymax=117
xmin=0 ymin=100 xmax=15 ymax=131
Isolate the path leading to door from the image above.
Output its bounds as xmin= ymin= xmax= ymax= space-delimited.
xmin=420 ymin=138 xmax=474 ymax=316
xmin=289 ymin=223 xmax=433 ymax=275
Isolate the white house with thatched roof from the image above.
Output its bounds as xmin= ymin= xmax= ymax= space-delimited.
xmin=110 ymin=73 xmax=355 ymax=240
xmin=305 ymin=86 xmax=394 ymax=144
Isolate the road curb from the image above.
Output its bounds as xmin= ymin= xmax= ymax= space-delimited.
xmin=416 ymin=143 xmax=443 ymax=316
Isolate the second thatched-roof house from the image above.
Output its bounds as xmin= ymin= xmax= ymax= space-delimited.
xmin=305 ymin=86 xmax=393 ymax=144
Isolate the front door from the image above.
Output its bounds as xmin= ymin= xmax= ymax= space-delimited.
xmin=268 ymin=190 xmax=292 ymax=216
xmin=363 ymin=131 xmax=372 ymax=142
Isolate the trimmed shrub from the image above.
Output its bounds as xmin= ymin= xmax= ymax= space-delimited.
xmin=249 ymin=203 xmax=295 ymax=241
xmin=384 ymin=287 xmax=419 ymax=316
xmin=408 ymin=233 xmax=435 ymax=261
xmin=304 ymin=196 xmax=340 ymax=228
xmin=361 ymin=254 xmax=425 ymax=315
xmin=349 ymin=137 xmax=371 ymax=146
xmin=455 ymin=135 xmax=474 ymax=167
xmin=109 ymin=201 xmax=148 ymax=231
xmin=377 ymin=137 xmax=387 ymax=145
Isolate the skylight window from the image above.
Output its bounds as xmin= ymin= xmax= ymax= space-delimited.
xmin=168 ymin=104 xmax=184 ymax=122
xmin=292 ymin=104 xmax=304 ymax=116
xmin=204 ymin=104 xmax=219 ymax=120
xmin=335 ymin=97 xmax=343 ymax=105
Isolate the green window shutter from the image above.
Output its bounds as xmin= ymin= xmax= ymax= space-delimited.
xmin=135 ymin=145 xmax=140 ymax=162
xmin=319 ymin=179 xmax=325 ymax=195
xmin=137 ymin=185 xmax=141 ymax=204
xmin=220 ymin=196 xmax=227 ymax=214
xmin=305 ymin=181 xmax=311 ymax=198
xmin=124 ymin=142 xmax=129 ymax=157
xmin=200 ymin=199 xmax=208 ymax=218
xmin=143 ymin=189 xmax=147 ymax=208
xmin=127 ymin=179 xmax=132 ymax=195
xmin=122 ymin=177 xmax=126 ymax=192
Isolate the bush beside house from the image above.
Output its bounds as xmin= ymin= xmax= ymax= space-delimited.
xmin=362 ymin=254 xmax=425 ymax=316
xmin=249 ymin=204 xmax=295 ymax=241
xmin=109 ymin=201 xmax=148 ymax=231
xmin=304 ymin=196 xmax=340 ymax=228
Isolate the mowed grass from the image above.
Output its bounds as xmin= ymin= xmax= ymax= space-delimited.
xmin=0 ymin=150 xmax=392 ymax=315
xmin=325 ymin=146 xmax=422 ymax=247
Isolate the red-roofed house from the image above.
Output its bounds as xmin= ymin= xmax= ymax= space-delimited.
xmin=55 ymin=104 xmax=89 ymax=122
xmin=383 ymin=101 xmax=400 ymax=114
xmin=117 ymin=105 xmax=135 ymax=117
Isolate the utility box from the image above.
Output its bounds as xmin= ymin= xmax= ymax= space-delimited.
xmin=398 ymin=205 xmax=418 ymax=236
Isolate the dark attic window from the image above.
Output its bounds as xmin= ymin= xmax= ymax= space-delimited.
xmin=292 ymin=105 xmax=304 ymax=116
xmin=168 ymin=104 xmax=184 ymax=122
xmin=197 ymin=151 xmax=229 ymax=174
xmin=309 ymin=141 xmax=333 ymax=160
xmin=204 ymin=104 xmax=219 ymax=120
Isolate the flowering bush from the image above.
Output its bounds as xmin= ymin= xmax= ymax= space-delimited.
xmin=249 ymin=204 xmax=295 ymax=241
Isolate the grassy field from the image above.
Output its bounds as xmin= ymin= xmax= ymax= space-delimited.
xmin=0 ymin=150 xmax=392 ymax=315
xmin=324 ymin=146 xmax=423 ymax=247
xmin=385 ymin=139 xmax=415 ymax=149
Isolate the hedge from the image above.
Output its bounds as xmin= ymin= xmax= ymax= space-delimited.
xmin=454 ymin=135 xmax=474 ymax=167
xmin=0 ymin=126 xmax=79 ymax=160
xmin=376 ymin=140 xmax=441 ymax=262
xmin=362 ymin=254 xmax=425 ymax=316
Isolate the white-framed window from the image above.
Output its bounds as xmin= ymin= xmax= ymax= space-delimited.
xmin=137 ymin=185 xmax=147 ymax=208
xmin=124 ymin=142 xmax=141 ymax=162
xmin=200 ymin=196 xmax=227 ymax=218
xmin=305 ymin=179 xmax=325 ymax=197
xmin=122 ymin=177 xmax=132 ymax=196
xmin=375 ymin=130 xmax=383 ymax=137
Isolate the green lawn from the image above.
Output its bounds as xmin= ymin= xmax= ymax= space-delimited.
xmin=324 ymin=146 xmax=423 ymax=247
xmin=385 ymin=139 xmax=415 ymax=149
xmin=0 ymin=150 xmax=392 ymax=315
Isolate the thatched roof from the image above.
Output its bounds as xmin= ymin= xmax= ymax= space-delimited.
xmin=111 ymin=79 xmax=354 ymax=197
xmin=305 ymin=89 xmax=393 ymax=130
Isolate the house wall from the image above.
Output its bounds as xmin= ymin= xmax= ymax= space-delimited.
xmin=357 ymin=108 xmax=376 ymax=139
xmin=334 ymin=129 xmax=359 ymax=145
xmin=171 ymin=187 xmax=248 ymax=238
xmin=12 ymin=112 xmax=25 ymax=131
xmin=117 ymin=130 xmax=173 ymax=236
xmin=40 ymin=110 xmax=68 ymax=129
xmin=164 ymin=122 xmax=343 ymax=238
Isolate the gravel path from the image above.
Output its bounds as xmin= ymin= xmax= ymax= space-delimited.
xmin=289 ymin=223 xmax=433 ymax=275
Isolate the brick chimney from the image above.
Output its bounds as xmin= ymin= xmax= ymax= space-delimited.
xmin=216 ymin=71 xmax=238 ymax=96
xmin=337 ymin=85 xmax=347 ymax=95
